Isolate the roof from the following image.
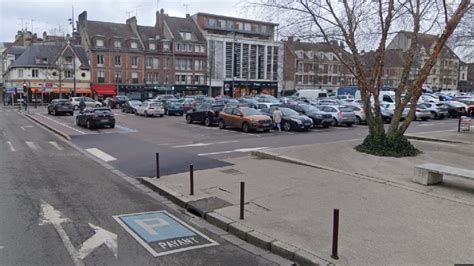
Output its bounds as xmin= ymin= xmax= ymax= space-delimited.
xmin=137 ymin=25 xmax=160 ymax=41
xmin=3 ymin=45 xmax=27 ymax=59
xmin=397 ymin=31 xmax=459 ymax=59
xmin=193 ymin=12 xmax=278 ymax=26
xmin=86 ymin=20 xmax=143 ymax=49
xmin=285 ymin=40 xmax=353 ymax=62
xmin=361 ymin=49 xmax=415 ymax=68
xmin=164 ymin=16 xmax=206 ymax=42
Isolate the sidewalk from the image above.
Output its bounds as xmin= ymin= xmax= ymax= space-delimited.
xmin=406 ymin=129 xmax=474 ymax=144
xmin=142 ymin=140 xmax=474 ymax=264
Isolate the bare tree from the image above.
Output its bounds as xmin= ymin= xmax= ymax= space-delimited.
xmin=252 ymin=0 xmax=472 ymax=156
xmin=450 ymin=6 xmax=474 ymax=61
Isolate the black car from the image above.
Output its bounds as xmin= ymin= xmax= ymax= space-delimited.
xmin=47 ymin=99 xmax=74 ymax=116
xmin=281 ymin=103 xmax=332 ymax=128
xmin=76 ymin=107 xmax=115 ymax=129
xmin=108 ymin=95 xmax=129 ymax=109
xmin=439 ymin=102 xmax=467 ymax=118
xmin=185 ymin=103 xmax=225 ymax=126
xmin=261 ymin=107 xmax=313 ymax=131
xmin=121 ymin=100 xmax=142 ymax=113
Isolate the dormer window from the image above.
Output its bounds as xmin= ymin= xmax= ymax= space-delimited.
xmin=149 ymin=43 xmax=156 ymax=50
xmin=96 ymin=39 xmax=104 ymax=47
xmin=114 ymin=40 xmax=121 ymax=48
xmin=179 ymin=32 xmax=192 ymax=41
xmin=131 ymin=42 xmax=138 ymax=49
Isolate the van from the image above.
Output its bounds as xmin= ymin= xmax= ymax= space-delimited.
xmin=355 ymin=90 xmax=395 ymax=103
xmin=293 ymin=89 xmax=328 ymax=100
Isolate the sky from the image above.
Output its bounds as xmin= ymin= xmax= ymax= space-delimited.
xmin=0 ymin=0 xmax=251 ymax=42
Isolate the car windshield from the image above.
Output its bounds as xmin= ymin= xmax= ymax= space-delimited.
xmin=93 ymin=109 xmax=111 ymax=114
xmin=211 ymin=105 xmax=224 ymax=111
xmin=280 ymin=108 xmax=299 ymax=116
xmin=338 ymin=107 xmax=353 ymax=112
xmin=226 ymin=99 xmax=240 ymax=104
xmin=116 ymin=96 xmax=128 ymax=100
xmin=130 ymin=101 xmax=141 ymax=106
xmin=150 ymin=103 xmax=162 ymax=107
xmin=300 ymin=105 xmax=319 ymax=112
xmin=240 ymin=108 xmax=263 ymax=116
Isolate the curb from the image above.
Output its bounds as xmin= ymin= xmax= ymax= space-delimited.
xmin=138 ymin=177 xmax=333 ymax=266
xmin=24 ymin=113 xmax=72 ymax=140
xmin=405 ymin=134 xmax=472 ymax=144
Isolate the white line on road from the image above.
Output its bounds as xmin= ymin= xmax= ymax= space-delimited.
xmin=20 ymin=125 xmax=34 ymax=130
xmin=198 ymin=147 xmax=269 ymax=156
xmin=0 ymin=245 xmax=3 ymax=249
xmin=86 ymin=148 xmax=117 ymax=162
xmin=49 ymin=141 xmax=64 ymax=151
xmin=6 ymin=141 xmax=16 ymax=152
xmin=172 ymin=140 xmax=239 ymax=148
xmin=37 ymin=114 xmax=87 ymax=134
xmin=25 ymin=141 xmax=39 ymax=151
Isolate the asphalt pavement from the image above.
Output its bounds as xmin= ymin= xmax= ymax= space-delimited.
xmin=0 ymin=107 xmax=284 ymax=265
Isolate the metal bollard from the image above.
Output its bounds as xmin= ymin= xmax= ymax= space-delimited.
xmin=331 ymin=209 xmax=339 ymax=260
xmin=156 ymin=153 xmax=160 ymax=178
xmin=240 ymin=182 xmax=245 ymax=220
xmin=458 ymin=116 xmax=461 ymax=132
xmin=190 ymin=164 xmax=194 ymax=195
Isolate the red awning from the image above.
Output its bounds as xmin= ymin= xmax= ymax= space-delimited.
xmin=91 ymin=84 xmax=117 ymax=96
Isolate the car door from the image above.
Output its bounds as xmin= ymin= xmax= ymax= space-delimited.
xmin=194 ymin=104 xmax=205 ymax=121
xmin=231 ymin=108 xmax=244 ymax=128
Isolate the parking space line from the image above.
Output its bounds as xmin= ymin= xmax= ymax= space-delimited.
xmin=6 ymin=141 xmax=16 ymax=152
xmin=49 ymin=141 xmax=64 ymax=151
xmin=85 ymin=148 xmax=117 ymax=162
xmin=172 ymin=140 xmax=239 ymax=148
xmin=25 ymin=141 xmax=39 ymax=151
xmin=37 ymin=114 xmax=87 ymax=134
xmin=198 ymin=147 xmax=269 ymax=156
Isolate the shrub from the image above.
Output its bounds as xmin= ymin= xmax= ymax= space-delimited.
xmin=355 ymin=133 xmax=421 ymax=157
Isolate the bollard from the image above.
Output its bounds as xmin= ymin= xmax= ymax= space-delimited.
xmin=458 ymin=116 xmax=461 ymax=132
xmin=331 ymin=209 xmax=339 ymax=260
xmin=190 ymin=164 xmax=194 ymax=195
xmin=156 ymin=153 xmax=160 ymax=178
xmin=240 ymin=181 xmax=245 ymax=220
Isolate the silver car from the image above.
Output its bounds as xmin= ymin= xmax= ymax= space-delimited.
xmin=135 ymin=102 xmax=165 ymax=117
xmin=417 ymin=103 xmax=448 ymax=119
xmin=407 ymin=104 xmax=430 ymax=121
xmin=318 ymin=105 xmax=356 ymax=126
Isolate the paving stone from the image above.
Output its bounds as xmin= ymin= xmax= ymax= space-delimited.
xmin=228 ymin=222 xmax=254 ymax=241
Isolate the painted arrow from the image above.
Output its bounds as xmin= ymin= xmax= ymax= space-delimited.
xmin=39 ymin=200 xmax=118 ymax=266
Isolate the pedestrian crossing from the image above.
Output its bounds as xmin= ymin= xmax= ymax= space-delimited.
xmin=2 ymin=140 xmax=66 ymax=152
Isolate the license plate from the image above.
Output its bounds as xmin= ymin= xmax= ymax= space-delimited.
xmin=101 ymin=119 xmax=109 ymax=122
xmin=262 ymin=123 xmax=270 ymax=127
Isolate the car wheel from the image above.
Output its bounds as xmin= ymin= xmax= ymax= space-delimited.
xmin=86 ymin=120 xmax=92 ymax=129
xmin=421 ymin=117 xmax=428 ymax=121
xmin=159 ymin=115 xmax=164 ymax=117
xmin=322 ymin=124 xmax=329 ymax=128
xmin=355 ymin=116 xmax=361 ymax=125
xmin=76 ymin=117 xmax=80 ymax=126
xmin=73 ymin=105 xmax=78 ymax=110
xmin=263 ymin=129 xmax=270 ymax=133
xmin=179 ymin=113 xmax=183 ymax=116
xmin=95 ymin=104 xmax=101 ymax=107
xmin=204 ymin=117 xmax=212 ymax=127
xmin=430 ymin=112 xmax=437 ymax=120
xmin=346 ymin=123 xmax=353 ymax=127
xmin=283 ymin=121 xmax=292 ymax=132
xmin=69 ymin=112 xmax=74 ymax=116
xmin=144 ymin=111 xmax=149 ymax=117
xmin=186 ymin=115 xmax=193 ymax=124
xmin=218 ymin=120 xmax=226 ymax=129
xmin=165 ymin=110 xmax=169 ymax=116
xmin=242 ymin=122 xmax=251 ymax=133
xmin=110 ymin=124 xmax=115 ymax=128
xmin=331 ymin=118 xmax=338 ymax=126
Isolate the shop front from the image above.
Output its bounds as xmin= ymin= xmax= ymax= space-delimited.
xmin=223 ymin=81 xmax=278 ymax=98
xmin=118 ymin=84 xmax=174 ymax=100
xmin=91 ymin=84 xmax=117 ymax=100
xmin=173 ymin=85 xmax=210 ymax=97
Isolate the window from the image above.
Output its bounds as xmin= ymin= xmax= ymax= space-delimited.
xmin=163 ymin=42 xmax=170 ymax=51
xmin=146 ymin=57 xmax=153 ymax=68
xmin=98 ymin=70 xmax=105 ymax=83
xmin=194 ymin=60 xmax=205 ymax=71
xmin=209 ymin=18 xmax=216 ymax=27
xmin=194 ymin=75 xmax=199 ymax=84
xmin=32 ymin=69 xmax=39 ymax=77
xmin=65 ymin=70 xmax=73 ymax=78
xmin=96 ymin=39 xmax=104 ymax=47
xmin=244 ymin=23 xmax=251 ymax=31
xmin=114 ymin=40 xmax=121 ymax=48
xmin=176 ymin=59 xmax=192 ymax=70
xmin=195 ymin=45 xmax=205 ymax=53
xmin=132 ymin=56 xmax=138 ymax=67
xmin=65 ymin=56 xmax=73 ymax=64
xmin=186 ymin=75 xmax=192 ymax=84
xmin=219 ymin=19 xmax=226 ymax=29
xmin=179 ymin=32 xmax=192 ymax=40
xmin=153 ymin=58 xmax=159 ymax=69
xmin=131 ymin=72 xmax=138 ymax=83
xmin=130 ymin=42 xmax=138 ymax=49
xmin=97 ymin=55 xmax=104 ymax=66
xmin=114 ymin=55 xmax=121 ymax=66
xmin=261 ymin=25 xmax=267 ymax=33
xmin=115 ymin=72 xmax=122 ymax=83
xmin=18 ymin=69 xmax=23 ymax=78
xmin=149 ymin=43 xmax=156 ymax=50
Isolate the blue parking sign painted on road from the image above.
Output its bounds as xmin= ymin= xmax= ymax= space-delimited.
xmin=114 ymin=211 xmax=218 ymax=257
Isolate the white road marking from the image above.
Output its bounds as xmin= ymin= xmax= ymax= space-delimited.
xmin=419 ymin=123 xmax=436 ymax=127
xmin=172 ymin=140 xmax=239 ymax=148
xmin=113 ymin=113 xmax=126 ymax=117
xmin=25 ymin=141 xmax=39 ymax=150
xmin=86 ymin=148 xmax=117 ymax=162
xmin=37 ymin=114 xmax=87 ymax=134
xmin=198 ymin=147 xmax=269 ymax=156
xmin=0 ymin=245 xmax=3 ymax=249
xmin=49 ymin=141 xmax=64 ymax=151
xmin=6 ymin=141 xmax=16 ymax=152
xmin=20 ymin=125 xmax=34 ymax=130
xmin=39 ymin=201 xmax=118 ymax=266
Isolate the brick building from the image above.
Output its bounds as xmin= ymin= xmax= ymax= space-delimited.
xmin=283 ymin=38 xmax=356 ymax=96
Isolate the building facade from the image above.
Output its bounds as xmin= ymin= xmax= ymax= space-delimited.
xmin=458 ymin=62 xmax=474 ymax=92
xmin=193 ymin=13 xmax=283 ymax=97
xmin=283 ymin=37 xmax=356 ymax=95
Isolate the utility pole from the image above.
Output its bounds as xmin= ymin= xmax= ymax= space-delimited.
xmin=69 ymin=6 xmax=77 ymax=97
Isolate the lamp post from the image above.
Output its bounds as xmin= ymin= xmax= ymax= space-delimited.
xmin=68 ymin=8 xmax=77 ymax=97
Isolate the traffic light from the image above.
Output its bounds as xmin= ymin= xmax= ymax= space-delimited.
xmin=23 ymin=83 xmax=27 ymax=93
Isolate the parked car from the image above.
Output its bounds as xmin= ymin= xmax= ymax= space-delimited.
xmin=438 ymin=101 xmax=467 ymax=118
xmin=47 ymin=99 xmax=74 ymax=116
xmin=135 ymin=102 xmax=165 ymax=117
xmin=76 ymin=107 xmax=115 ymax=129
xmin=468 ymin=105 xmax=474 ymax=117
xmin=417 ymin=102 xmax=448 ymax=119
xmin=183 ymin=98 xmax=196 ymax=113
xmin=281 ymin=103 xmax=333 ymax=128
xmin=186 ymin=103 xmax=225 ymax=126
xmin=344 ymin=105 xmax=365 ymax=124
xmin=406 ymin=104 xmax=430 ymax=121
xmin=238 ymin=97 xmax=259 ymax=108
xmin=218 ymin=107 xmax=272 ymax=133
xmin=121 ymin=100 xmax=142 ymax=113
xmin=164 ymin=100 xmax=184 ymax=116
xmin=108 ymin=95 xmax=129 ymax=109
xmin=155 ymin=95 xmax=176 ymax=101
xmin=70 ymin=97 xmax=102 ymax=110
xmin=318 ymin=105 xmax=356 ymax=126
xmin=261 ymin=107 xmax=313 ymax=131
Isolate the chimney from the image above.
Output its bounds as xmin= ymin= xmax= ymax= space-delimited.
xmin=78 ymin=11 xmax=88 ymax=33
xmin=288 ymin=36 xmax=294 ymax=42
xmin=126 ymin=16 xmax=137 ymax=28
xmin=186 ymin=14 xmax=190 ymax=19
xmin=43 ymin=31 xmax=47 ymax=41
xmin=156 ymin=9 xmax=165 ymax=35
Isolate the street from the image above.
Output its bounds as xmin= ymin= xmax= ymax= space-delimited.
xmin=0 ymin=107 xmax=284 ymax=265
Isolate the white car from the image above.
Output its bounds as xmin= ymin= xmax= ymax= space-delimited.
xmin=345 ymin=104 xmax=366 ymax=124
xmin=70 ymin=97 xmax=102 ymax=110
xmin=135 ymin=102 xmax=165 ymax=117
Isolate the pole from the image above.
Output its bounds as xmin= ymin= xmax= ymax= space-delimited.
xmin=458 ymin=116 xmax=461 ymax=132
xmin=331 ymin=209 xmax=339 ymax=260
xmin=240 ymin=181 xmax=245 ymax=220
xmin=156 ymin=153 xmax=160 ymax=178
xmin=189 ymin=164 xmax=194 ymax=195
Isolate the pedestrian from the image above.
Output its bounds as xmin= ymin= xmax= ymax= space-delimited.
xmin=23 ymin=97 xmax=28 ymax=111
xmin=79 ymin=98 xmax=86 ymax=112
xmin=272 ymin=107 xmax=283 ymax=132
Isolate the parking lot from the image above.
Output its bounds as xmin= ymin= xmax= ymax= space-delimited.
xmin=24 ymin=106 xmax=461 ymax=177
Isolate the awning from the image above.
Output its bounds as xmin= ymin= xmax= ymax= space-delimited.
xmin=31 ymin=88 xmax=91 ymax=94
xmin=91 ymin=84 xmax=117 ymax=96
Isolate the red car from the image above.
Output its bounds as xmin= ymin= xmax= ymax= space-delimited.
xmin=468 ymin=105 xmax=474 ymax=117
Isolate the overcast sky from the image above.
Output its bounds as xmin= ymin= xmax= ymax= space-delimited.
xmin=0 ymin=0 xmax=251 ymax=42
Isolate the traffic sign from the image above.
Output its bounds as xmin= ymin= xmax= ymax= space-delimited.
xmin=114 ymin=211 xmax=218 ymax=257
